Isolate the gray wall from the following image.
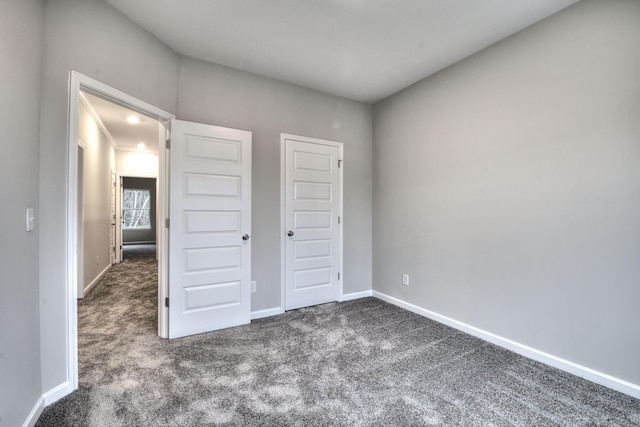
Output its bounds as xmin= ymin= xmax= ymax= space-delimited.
xmin=122 ymin=177 xmax=157 ymax=244
xmin=372 ymin=0 xmax=640 ymax=385
xmin=0 ymin=0 xmax=44 ymax=425
xmin=39 ymin=0 xmax=178 ymax=394
xmin=79 ymin=102 xmax=115 ymax=290
xmin=176 ymin=56 xmax=373 ymax=312
xmin=37 ymin=0 xmax=372 ymax=399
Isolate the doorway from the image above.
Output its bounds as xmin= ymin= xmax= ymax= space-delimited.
xmin=66 ymin=71 xmax=254 ymax=396
xmin=121 ymin=177 xmax=158 ymax=261
xmin=66 ymin=71 xmax=174 ymax=392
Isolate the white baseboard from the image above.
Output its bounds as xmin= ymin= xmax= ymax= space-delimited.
xmin=83 ymin=264 xmax=111 ymax=296
xmin=341 ymin=290 xmax=373 ymax=301
xmin=373 ymin=291 xmax=640 ymax=399
xmin=251 ymin=307 xmax=283 ymax=320
xmin=43 ymin=380 xmax=72 ymax=405
xmin=22 ymin=381 xmax=73 ymax=427
xmin=22 ymin=395 xmax=44 ymax=427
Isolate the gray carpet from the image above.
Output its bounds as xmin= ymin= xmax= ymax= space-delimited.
xmin=122 ymin=244 xmax=156 ymax=261
xmin=37 ymin=257 xmax=640 ymax=426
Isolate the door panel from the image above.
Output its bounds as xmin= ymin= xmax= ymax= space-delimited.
xmin=110 ymin=170 xmax=117 ymax=264
xmin=285 ymin=137 xmax=342 ymax=310
xmin=116 ymin=175 xmax=123 ymax=263
xmin=169 ymin=119 xmax=251 ymax=339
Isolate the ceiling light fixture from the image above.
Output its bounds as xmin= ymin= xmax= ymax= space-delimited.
xmin=137 ymin=143 xmax=146 ymax=150
xmin=126 ymin=115 xmax=140 ymax=124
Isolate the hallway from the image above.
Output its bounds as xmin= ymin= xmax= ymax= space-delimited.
xmin=37 ymin=246 xmax=158 ymax=425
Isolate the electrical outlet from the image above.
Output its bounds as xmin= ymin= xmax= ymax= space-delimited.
xmin=96 ymin=255 xmax=100 ymax=265
xmin=402 ymin=274 xmax=409 ymax=286
xmin=251 ymin=281 xmax=257 ymax=293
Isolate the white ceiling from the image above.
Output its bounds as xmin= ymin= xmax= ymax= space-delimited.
xmin=81 ymin=91 xmax=160 ymax=153
xmin=105 ymin=0 xmax=579 ymax=103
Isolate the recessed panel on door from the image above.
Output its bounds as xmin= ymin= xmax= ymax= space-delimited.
xmin=294 ymin=181 xmax=332 ymax=201
xmin=184 ymin=211 xmax=241 ymax=234
xmin=185 ymin=173 xmax=241 ymax=198
xmin=183 ymin=281 xmax=241 ymax=312
xmin=294 ymin=239 xmax=332 ymax=261
xmin=294 ymin=210 xmax=332 ymax=230
xmin=294 ymin=151 xmax=332 ymax=173
xmin=183 ymin=246 xmax=241 ymax=273
xmin=186 ymin=135 xmax=242 ymax=164
xmin=293 ymin=267 xmax=332 ymax=290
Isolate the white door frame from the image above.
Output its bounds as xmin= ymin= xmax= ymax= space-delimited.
xmin=116 ymin=173 xmax=122 ymax=263
xmin=66 ymin=71 xmax=174 ymax=392
xmin=77 ymin=141 xmax=86 ymax=299
xmin=280 ymin=133 xmax=344 ymax=311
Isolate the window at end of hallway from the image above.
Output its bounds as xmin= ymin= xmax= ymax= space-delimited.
xmin=123 ymin=189 xmax=151 ymax=229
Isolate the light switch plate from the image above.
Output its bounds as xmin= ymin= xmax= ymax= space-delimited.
xmin=26 ymin=208 xmax=35 ymax=232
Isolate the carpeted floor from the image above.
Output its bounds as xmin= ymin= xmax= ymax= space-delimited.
xmin=37 ymin=255 xmax=640 ymax=426
xmin=121 ymin=243 xmax=157 ymax=261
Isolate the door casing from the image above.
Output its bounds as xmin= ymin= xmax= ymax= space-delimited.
xmin=280 ymin=133 xmax=344 ymax=311
xmin=65 ymin=71 xmax=174 ymax=396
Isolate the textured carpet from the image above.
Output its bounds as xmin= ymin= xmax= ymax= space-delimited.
xmin=37 ymin=258 xmax=640 ymax=426
xmin=121 ymin=244 xmax=156 ymax=261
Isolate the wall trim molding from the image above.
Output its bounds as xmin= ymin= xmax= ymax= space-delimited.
xmin=341 ymin=290 xmax=373 ymax=301
xmin=79 ymin=91 xmax=119 ymax=150
xmin=23 ymin=381 xmax=73 ymax=426
xmin=251 ymin=307 xmax=283 ymax=320
xmin=83 ymin=264 xmax=111 ymax=297
xmin=373 ymin=291 xmax=640 ymax=399
xmin=21 ymin=395 xmax=44 ymax=427
xmin=42 ymin=380 xmax=72 ymax=406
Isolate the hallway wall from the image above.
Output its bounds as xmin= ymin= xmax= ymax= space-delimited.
xmin=78 ymin=101 xmax=116 ymax=293
xmin=116 ymin=149 xmax=159 ymax=177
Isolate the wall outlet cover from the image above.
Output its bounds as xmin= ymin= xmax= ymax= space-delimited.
xmin=402 ymin=274 xmax=409 ymax=286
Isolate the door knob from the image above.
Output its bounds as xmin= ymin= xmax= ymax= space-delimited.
xmin=242 ymin=234 xmax=250 ymax=241
xmin=287 ymin=230 xmax=294 ymax=237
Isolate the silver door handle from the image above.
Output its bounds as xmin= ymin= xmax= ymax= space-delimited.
xmin=287 ymin=230 xmax=294 ymax=237
xmin=242 ymin=234 xmax=250 ymax=241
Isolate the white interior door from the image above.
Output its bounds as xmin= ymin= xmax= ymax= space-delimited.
xmin=169 ymin=119 xmax=252 ymax=339
xmin=284 ymin=135 xmax=342 ymax=311
xmin=110 ymin=170 xmax=117 ymax=264
xmin=116 ymin=175 xmax=123 ymax=263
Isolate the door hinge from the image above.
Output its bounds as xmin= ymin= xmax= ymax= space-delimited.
xmin=166 ymin=138 xmax=171 ymax=149
xmin=338 ymin=216 xmax=341 ymax=225
xmin=338 ymin=272 xmax=341 ymax=280
xmin=338 ymin=159 xmax=342 ymax=168
xmin=165 ymin=297 xmax=169 ymax=308
xmin=165 ymin=218 xmax=170 ymax=228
